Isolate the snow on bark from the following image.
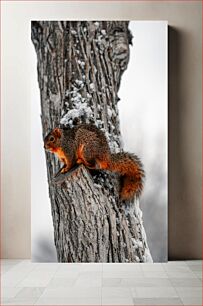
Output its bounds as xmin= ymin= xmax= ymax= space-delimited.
xmin=31 ymin=21 xmax=152 ymax=262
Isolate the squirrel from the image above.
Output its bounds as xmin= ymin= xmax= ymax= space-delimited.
xmin=44 ymin=123 xmax=144 ymax=201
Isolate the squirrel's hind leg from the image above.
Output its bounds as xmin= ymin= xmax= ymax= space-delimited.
xmin=78 ymin=145 xmax=100 ymax=170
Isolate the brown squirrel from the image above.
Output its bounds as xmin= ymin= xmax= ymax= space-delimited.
xmin=44 ymin=124 xmax=144 ymax=201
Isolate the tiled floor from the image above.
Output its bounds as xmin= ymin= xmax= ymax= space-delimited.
xmin=1 ymin=260 xmax=202 ymax=305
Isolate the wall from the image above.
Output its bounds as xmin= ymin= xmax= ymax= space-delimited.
xmin=1 ymin=1 xmax=202 ymax=259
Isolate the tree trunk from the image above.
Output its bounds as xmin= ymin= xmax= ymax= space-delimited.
xmin=31 ymin=21 xmax=152 ymax=263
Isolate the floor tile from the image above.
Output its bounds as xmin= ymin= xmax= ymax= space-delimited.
xmin=54 ymin=270 xmax=80 ymax=278
xmin=170 ymin=277 xmax=202 ymax=287
xmin=133 ymin=297 xmax=183 ymax=305
xmin=2 ymin=287 xmax=23 ymax=299
xmin=2 ymin=296 xmax=38 ymax=305
xmin=41 ymin=287 xmax=101 ymax=298
xmin=1 ymin=265 xmax=17 ymax=274
xmin=57 ymin=263 xmax=83 ymax=270
xmin=103 ymin=270 xmax=144 ymax=278
xmin=56 ymin=263 xmax=102 ymax=272
xmin=102 ymin=297 xmax=134 ymax=305
xmin=122 ymin=277 xmax=172 ymax=287
xmin=102 ymin=278 xmax=122 ymax=287
xmin=2 ymin=263 xmax=36 ymax=287
xmin=32 ymin=263 xmax=59 ymax=273
xmin=15 ymin=287 xmax=45 ymax=298
xmin=188 ymin=264 xmax=202 ymax=272
xmin=17 ymin=270 xmax=56 ymax=287
xmin=193 ymin=271 xmax=202 ymax=279
xmin=80 ymin=263 xmax=103 ymax=272
xmin=140 ymin=263 xmax=165 ymax=272
xmin=133 ymin=287 xmax=178 ymax=298
xmin=1 ymin=299 xmax=10 ymax=305
xmin=47 ymin=277 xmax=76 ymax=288
xmin=102 ymin=286 xmax=132 ymax=298
xmin=180 ymin=296 xmax=202 ymax=305
xmin=163 ymin=265 xmax=192 ymax=272
xmin=175 ymin=287 xmax=202 ymax=298
xmin=103 ymin=263 xmax=142 ymax=272
xmin=163 ymin=261 xmax=187 ymax=266
xmin=75 ymin=276 xmax=102 ymax=287
xmin=186 ymin=260 xmax=202 ymax=265
xmin=35 ymin=297 xmax=102 ymax=305
xmin=166 ymin=271 xmax=197 ymax=278
xmin=143 ymin=271 xmax=168 ymax=278
xmin=79 ymin=270 xmax=102 ymax=278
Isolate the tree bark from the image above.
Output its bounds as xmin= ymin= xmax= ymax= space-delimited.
xmin=31 ymin=21 xmax=152 ymax=262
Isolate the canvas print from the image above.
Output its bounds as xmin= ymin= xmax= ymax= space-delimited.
xmin=31 ymin=21 xmax=168 ymax=262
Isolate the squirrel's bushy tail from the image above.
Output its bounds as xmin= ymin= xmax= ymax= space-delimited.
xmin=109 ymin=152 xmax=145 ymax=201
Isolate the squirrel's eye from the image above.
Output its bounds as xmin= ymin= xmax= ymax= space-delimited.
xmin=49 ymin=136 xmax=55 ymax=142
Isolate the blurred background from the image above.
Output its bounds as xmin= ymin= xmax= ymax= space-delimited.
xmin=31 ymin=21 xmax=167 ymax=262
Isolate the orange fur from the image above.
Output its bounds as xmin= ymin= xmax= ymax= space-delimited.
xmin=55 ymin=148 xmax=70 ymax=170
xmin=97 ymin=160 xmax=109 ymax=170
xmin=108 ymin=153 xmax=144 ymax=200
xmin=44 ymin=124 xmax=144 ymax=201
xmin=76 ymin=144 xmax=84 ymax=163
xmin=76 ymin=144 xmax=91 ymax=167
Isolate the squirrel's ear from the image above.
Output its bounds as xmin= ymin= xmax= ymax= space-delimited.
xmin=53 ymin=128 xmax=62 ymax=138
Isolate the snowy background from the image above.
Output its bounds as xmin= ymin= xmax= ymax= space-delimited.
xmin=31 ymin=21 xmax=168 ymax=262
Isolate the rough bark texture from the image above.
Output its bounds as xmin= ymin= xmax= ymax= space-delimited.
xmin=31 ymin=21 xmax=152 ymax=262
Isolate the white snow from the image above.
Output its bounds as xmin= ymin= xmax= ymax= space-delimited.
xmin=107 ymin=108 xmax=113 ymax=118
xmin=101 ymin=29 xmax=106 ymax=36
xmin=132 ymin=238 xmax=143 ymax=249
xmin=94 ymin=22 xmax=100 ymax=28
xmin=89 ymin=83 xmax=95 ymax=91
xmin=75 ymin=79 xmax=84 ymax=86
xmin=60 ymin=99 xmax=94 ymax=126
xmin=77 ymin=60 xmax=85 ymax=68
xmin=71 ymin=30 xmax=77 ymax=35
